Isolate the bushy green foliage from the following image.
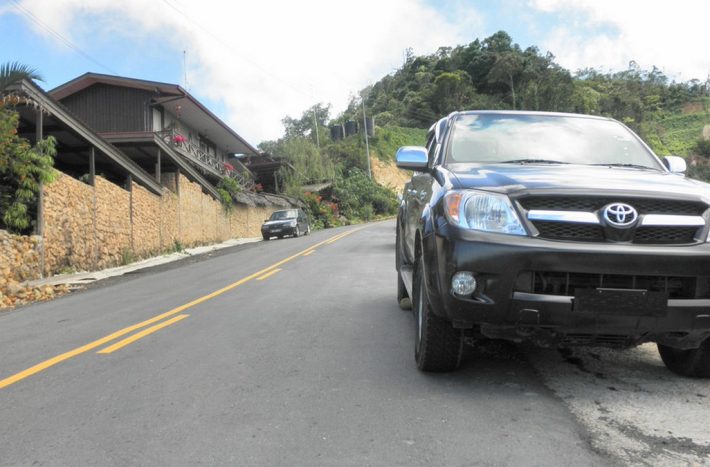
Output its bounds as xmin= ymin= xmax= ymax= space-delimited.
xmin=333 ymin=168 xmax=398 ymax=221
xmin=687 ymin=164 xmax=710 ymax=183
xmin=340 ymin=31 xmax=709 ymax=134
xmin=0 ymin=108 xmax=57 ymax=233
xmin=302 ymin=191 xmax=340 ymax=230
xmin=271 ymin=137 xmax=337 ymax=193
xmin=216 ymin=176 xmax=242 ymax=210
xmin=695 ymin=138 xmax=710 ymax=157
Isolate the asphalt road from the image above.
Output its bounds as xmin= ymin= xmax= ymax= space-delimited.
xmin=1 ymin=220 xmax=707 ymax=466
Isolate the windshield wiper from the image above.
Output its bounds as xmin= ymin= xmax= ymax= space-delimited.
xmin=500 ymin=159 xmax=570 ymax=164
xmin=589 ymin=163 xmax=659 ymax=170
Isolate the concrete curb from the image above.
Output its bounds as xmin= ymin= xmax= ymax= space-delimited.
xmin=26 ymin=237 xmax=262 ymax=288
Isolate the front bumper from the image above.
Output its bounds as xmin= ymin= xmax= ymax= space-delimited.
xmin=423 ymin=223 xmax=710 ymax=348
xmin=262 ymin=226 xmax=296 ymax=237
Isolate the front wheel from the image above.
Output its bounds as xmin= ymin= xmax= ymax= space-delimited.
xmin=397 ymin=272 xmax=411 ymax=310
xmin=395 ymin=228 xmax=411 ymax=310
xmin=658 ymin=340 xmax=710 ymax=378
xmin=413 ymin=259 xmax=463 ymax=372
xmin=294 ymin=226 xmax=300 ymax=238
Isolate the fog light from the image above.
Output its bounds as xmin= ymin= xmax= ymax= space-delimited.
xmin=451 ymin=271 xmax=477 ymax=297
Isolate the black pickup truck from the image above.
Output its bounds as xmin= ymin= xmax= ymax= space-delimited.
xmin=395 ymin=111 xmax=710 ymax=376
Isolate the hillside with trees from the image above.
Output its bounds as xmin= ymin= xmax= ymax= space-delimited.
xmin=262 ymin=30 xmax=710 ymax=228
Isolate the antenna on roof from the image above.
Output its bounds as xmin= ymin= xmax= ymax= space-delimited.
xmin=183 ymin=50 xmax=189 ymax=90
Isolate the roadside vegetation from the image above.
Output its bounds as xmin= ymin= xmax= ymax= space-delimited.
xmin=0 ymin=62 xmax=58 ymax=235
xmin=262 ymin=31 xmax=710 ymax=226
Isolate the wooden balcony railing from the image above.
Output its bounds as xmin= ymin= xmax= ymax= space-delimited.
xmin=157 ymin=129 xmax=255 ymax=191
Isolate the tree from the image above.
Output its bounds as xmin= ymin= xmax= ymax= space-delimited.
xmin=487 ymin=51 xmax=523 ymax=109
xmin=0 ymin=110 xmax=57 ymax=233
xmin=430 ymin=70 xmax=475 ymax=114
xmin=0 ymin=62 xmax=42 ymax=92
xmin=281 ymin=103 xmax=331 ymax=144
xmin=0 ymin=62 xmax=57 ymax=234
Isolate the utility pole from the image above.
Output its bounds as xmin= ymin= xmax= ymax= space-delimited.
xmin=312 ymin=106 xmax=320 ymax=149
xmin=362 ymin=96 xmax=371 ymax=179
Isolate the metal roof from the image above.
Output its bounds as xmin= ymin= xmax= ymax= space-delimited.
xmin=50 ymin=72 xmax=261 ymax=158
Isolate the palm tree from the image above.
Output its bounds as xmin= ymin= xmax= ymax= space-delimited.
xmin=0 ymin=61 xmax=42 ymax=93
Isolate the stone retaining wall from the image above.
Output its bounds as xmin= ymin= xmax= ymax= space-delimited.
xmin=36 ymin=172 xmax=291 ymax=277
xmin=43 ymin=173 xmax=96 ymax=274
xmin=0 ymin=230 xmax=41 ymax=290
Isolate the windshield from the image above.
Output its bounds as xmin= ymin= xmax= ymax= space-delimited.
xmin=446 ymin=114 xmax=662 ymax=169
xmin=269 ymin=209 xmax=298 ymax=220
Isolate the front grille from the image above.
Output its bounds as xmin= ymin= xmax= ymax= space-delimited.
xmin=518 ymin=195 xmax=707 ymax=244
xmin=515 ymin=271 xmax=710 ymax=299
xmin=633 ymin=226 xmax=699 ymax=244
xmin=534 ymin=221 xmax=605 ymax=242
xmin=519 ymin=196 xmax=706 ymax=216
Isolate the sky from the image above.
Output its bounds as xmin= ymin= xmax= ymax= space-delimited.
xmin=1 ymin=0 xmax=709 ymax=146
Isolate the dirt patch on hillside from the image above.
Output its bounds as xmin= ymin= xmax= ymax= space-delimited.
xmin=683 ymin=102 xmax=705 ymax=114
xmin=372 ymin=158 xmax=411 ymax=193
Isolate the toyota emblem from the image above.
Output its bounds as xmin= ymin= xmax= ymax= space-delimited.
xmin=603 ymin=203 xmax=638 ymax=227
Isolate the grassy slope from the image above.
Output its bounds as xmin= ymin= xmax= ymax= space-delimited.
xmin=368 ymin=126 xmax=428 ymax=162
xmin=641 ymin=102 xmax=710 ymax=156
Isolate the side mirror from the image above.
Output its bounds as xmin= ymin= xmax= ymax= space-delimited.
xmin=396 ymin=146 xmax=429 ymax=171
xmin=663 ymin=156 xmax=687 ymax=174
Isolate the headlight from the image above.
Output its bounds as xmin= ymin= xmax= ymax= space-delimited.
xmin=444 ymin=190 xmax=527 ymax=235
xmin=288 ymin=220 xmax=297 ymax=227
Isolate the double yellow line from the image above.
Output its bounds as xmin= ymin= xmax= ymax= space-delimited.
xmin=0 ymin=228 xmax=361 ymax=390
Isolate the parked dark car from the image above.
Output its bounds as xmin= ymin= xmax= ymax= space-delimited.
xmin=396 ymin=110 xmax=710 ymax=377
xmin=261 ymin=209 xmax=310 ymax=240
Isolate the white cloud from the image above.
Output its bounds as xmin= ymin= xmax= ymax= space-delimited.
xmin=529 ymin=0 xmax=710 ymax=81
xmin=10 ymin=0 xmax=479 ymax=143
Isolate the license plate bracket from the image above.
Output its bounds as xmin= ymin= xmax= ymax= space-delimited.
xmin=574 ymin=288 xmax=667 ymax=316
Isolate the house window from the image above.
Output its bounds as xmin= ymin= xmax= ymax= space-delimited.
xmin=152 ymin=108 xmax=162 ymax=131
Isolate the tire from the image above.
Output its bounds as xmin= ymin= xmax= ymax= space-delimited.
xmin=294 ymin=226 xmax=300 ymax=238
xmin=413 ymin=259 xmax=463 ymax=372
xmin=397 ymin=272 xmax=411 ymax=310
xmin=658 ymin=340 xmax=710 ymax=378
xmin=306 ymin=226 xmax=311 ymax=235
xmin=262 ymin=235 xmax=270 ymax=241
xmin=395 ymin=227 xmax=411 ymax=310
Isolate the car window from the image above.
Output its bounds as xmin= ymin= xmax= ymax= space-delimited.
xmin=269 ymin=210 xmax=297 ymax=220
xmin=446 ymin=114 xmax=661 ymax=169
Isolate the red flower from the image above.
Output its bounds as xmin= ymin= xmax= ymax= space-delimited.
xmin=173 ymin=134 xmax=187 ymax=144
xmin=223 ymin=162 xmax=235 ymax=171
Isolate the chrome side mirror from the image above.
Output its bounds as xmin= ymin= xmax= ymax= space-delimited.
xmin=663 ymin=156 xmax=687 ymax=174
xmin=396 ymin=146 xmax=429 ymax=171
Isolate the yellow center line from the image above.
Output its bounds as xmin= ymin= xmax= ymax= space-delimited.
xmin=256 ymin=268 xmax=281 ymax=281
xmin=325 ymin=232 xmax=352 ymax=244
xmin=0 ymin=226 xmax=365 ymax=390
xmin=303 ymin=250 xmax=316 ymax=256
xmin=98 ymin=315 xmax=190 ymax=354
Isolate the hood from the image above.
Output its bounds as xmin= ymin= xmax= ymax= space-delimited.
xmin=446 ymin=163 xmax=710 ymax=201
xmin=263 ymin=219 xmax=295 ymax=227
